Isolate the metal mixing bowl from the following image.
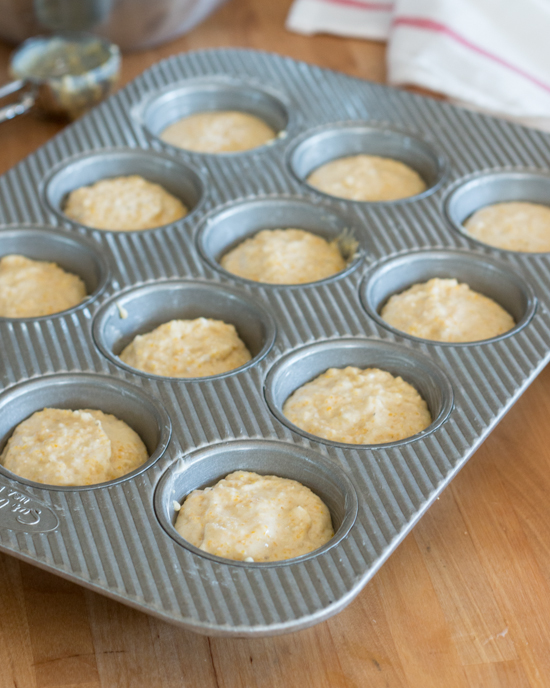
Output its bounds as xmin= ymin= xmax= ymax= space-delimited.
xmin=0 ymin=0 xmax=227 ymax=51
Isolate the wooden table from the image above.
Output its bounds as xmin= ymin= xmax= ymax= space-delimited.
xmin=1 ymin=2 xmax=549 ymax=686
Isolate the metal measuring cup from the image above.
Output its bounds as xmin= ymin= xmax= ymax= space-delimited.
xmin=0 ymin=32 xmax=120 ymax=123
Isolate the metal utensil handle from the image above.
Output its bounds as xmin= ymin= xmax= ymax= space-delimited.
xmin=0 ymin=79 xmax=36 ymax=124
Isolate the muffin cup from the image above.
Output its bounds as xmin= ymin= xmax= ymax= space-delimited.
xmin=0 ymin=373 xmax=171 ymax=491
xmin=41 ymin=148 xmax=206 ymax=232
xmin=0 ymin=225 xmax=110 ymax=319
xmin=265 ymin=338 xmax=453 ymax=449
xmin=92 ymin=279 xmax=277 ymax=380
xmin=137 ymin=77 xmax=292 ymax=155
xmin=196 ymin=196 xmax=365 ymax=287
xmin=154 ymin=439 xmax=358 ymax=567
xmin=443 ymin=169 xmax=550 ymax=253
xmin=287 ymin=122 xmax=447 ymax=204
xmin=360 ymin=248 xmax=537 ymax=345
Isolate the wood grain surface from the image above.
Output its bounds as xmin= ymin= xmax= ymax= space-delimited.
xmin=1 ymin=1 xmax=550 ymax=686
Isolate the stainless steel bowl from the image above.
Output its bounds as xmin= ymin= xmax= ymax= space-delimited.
xmin=0 ymin=0 xmax=227 ymax=51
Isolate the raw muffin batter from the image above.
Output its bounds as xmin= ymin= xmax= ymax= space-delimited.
xmin=175 ymin=470 xmax=334 ymax=562
xmin=160 ymin=111 xmax=276 ymax=153
xmin=220 ymin=228 xmax=347 ymax=284
xmin=463 ymin=201 xmax=550 ymax=252
xmin=380 ymin=277 xmax=515 ymax=342
xmin=283 ymin=366 xmax=431 ymax=445
xmin=306 ymin=154 xmax=426 ymax=202
xmin=64 ymin=175 xmax=188 ymax=231
xmin=1 ymin=408 xmax=148 ymax=486
xmin=119 ymin=317 xmax=252 ymax=378
xmin=0 ymin=254 xmax=86 ymax=318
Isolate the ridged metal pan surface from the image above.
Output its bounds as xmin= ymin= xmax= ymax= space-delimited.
xmin=1 ymin=48 xmax=550 ymax=637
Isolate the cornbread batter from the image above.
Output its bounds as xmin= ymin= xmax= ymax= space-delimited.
xmin=283 ymin=366 xmax=431 ymax=445
xmin=220 ymin=228 xmax=347 ymax=284
xmin=1 ymin=408 xmax=148 ymax=486
xmin=380 ymin=277 xmax=515 ymax=342
xmin=0 ymin=254 xmax=86 ymax=318
xmin=160 ymin=111 xmax=276 ymax=153
xmin=175 ymin=470 xmax=333 ymax=562
xmin=119 ymin=317 xmax=251 ymax=378
xmin=64 ymin=175 xmax=187 ymax=231
xmin=306 ymin=154 xmax=426 ymax=202
xmin=464 ymin=202 xmax=550 ymax=252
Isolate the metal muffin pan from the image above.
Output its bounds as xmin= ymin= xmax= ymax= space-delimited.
xmin=288 ymin=122 xmax=447 ymax=203
xmin=42 ymin=147 xmax=206 ymax=232
xmin=360 ymin=248 xmax=537 ymax=345
xmin=137 ymin=76 xmax=294 ymax=155
xmin=154 ymin=439 xmax=359 ymax=567
xmin=92 ymin=278 xmax=277 ymax=380
xmin=196 ymin=195 xmax=364 ymax=286
xmin=1 ymin=48 xmax=550 ymax=637
xmin=0 ymin=225 xmax=110 ymax=318
xmin=444 ymin=168 xmax=550 ymax=253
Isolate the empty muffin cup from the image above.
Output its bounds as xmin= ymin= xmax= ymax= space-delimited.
xmin=42 ymin=148 xmax=205 ymax=231
xmin=265 ymin=338 xmax=453 ymax=449
xmin=288 ymin=123 xmax=446 ymax=203
xmin=92 ymin=279 xmax=277 ymax=380
xmin=0 ymin=225 xmax=110 ymax=319
xmin=360 ymin=249 xmax=537 ymax=345
xmin=196 ymin=196 xmax=364 ymax=286
xmin=138 ymin=77 xmax=291 ymax=154
xmin=154 ymin=439 xmax=358 ymax=567
xmin=444 ymin=169 xmax=550 ymax=253
xmin=0 ymin=373 xmax=171 ymax=491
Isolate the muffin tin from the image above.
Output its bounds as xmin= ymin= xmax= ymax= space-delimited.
xmin=1 ymin=48 xmax=550 ymax=637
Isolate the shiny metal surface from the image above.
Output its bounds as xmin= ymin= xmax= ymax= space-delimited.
xmin=1 ymin=48 xmax=550 ymax=637
xmin=196 ymin=195 xmax=365 ymax=287
xmin=264 ymin=338 xmax=454 ymax=449
xmin=444 ymin=169 xmax=550 ymax=254
xmin=0 ymin=373 xmax=172 ymax=491
xmin=0 ymin=225 xmax=110 ymax=315
xmin=0 ymin=0 xmax=227 ymax=51
xmin=139 ymin=77 xmax=292 ymax=153
xmin=154 ymin=439 xmax=359 ymax=567
xmin=360 ymin=248 xmax=538 ymax=345
xmin=92 ymin=279 xmax=277 ymax=380
xmin=42 ymin=147 xmax=206 ymax=230
xmin=0 ymin=33 xmax=120 ymax=121
xmin=288 ymin=122 xmax=448 ymax=204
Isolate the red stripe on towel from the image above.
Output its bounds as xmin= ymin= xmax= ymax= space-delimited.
xmin=393 ymin=16 xmax=550 ymax=95
xmin=321 ymin=0 xmax=393 ymax=11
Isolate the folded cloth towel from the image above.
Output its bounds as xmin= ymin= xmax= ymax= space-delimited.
xmin=287 ymin=0 xmax=550 ymax=127
xmin=286 ymin=0 xmax=393 ymax=40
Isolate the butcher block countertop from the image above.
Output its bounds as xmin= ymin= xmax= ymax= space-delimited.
xmin=1 ymin=2 xmax=550 ymax=686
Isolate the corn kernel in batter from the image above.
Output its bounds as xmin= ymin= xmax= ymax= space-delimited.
xmin=119 ymin=317 xmax=251 ymax=378
xmin=0 ymin=254 xmax=86 ymax=318
xmin=64 ymin=175 xmax=187 ymax=231
xmin=175 ymin=471 xmax=334 ymax=562
xmin=283 ymin=366 xmax=431 ymax=445
xmin=1 ymin=408 xmax=148 ymax=486
xmin=464 ymin=202 xmax=550 ymax=253
xmin=220 ymin=228 xmax=347 ymax=284
xmin=380 ymin=277 xmax=514 ymax=342
xmin=307 ymin=154 xmax=426 ymax=202
xmin=160 ymin=111 xmax=276 ymax=153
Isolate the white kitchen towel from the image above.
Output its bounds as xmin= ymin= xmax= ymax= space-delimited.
xmin=286 ymin=0 xmax=393 ymax=41
xmin=286 ymin=0 xmax=550 ymax=123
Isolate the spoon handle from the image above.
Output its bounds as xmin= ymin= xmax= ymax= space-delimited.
xmin=0 ymin=79 xmax=36 ymax=124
